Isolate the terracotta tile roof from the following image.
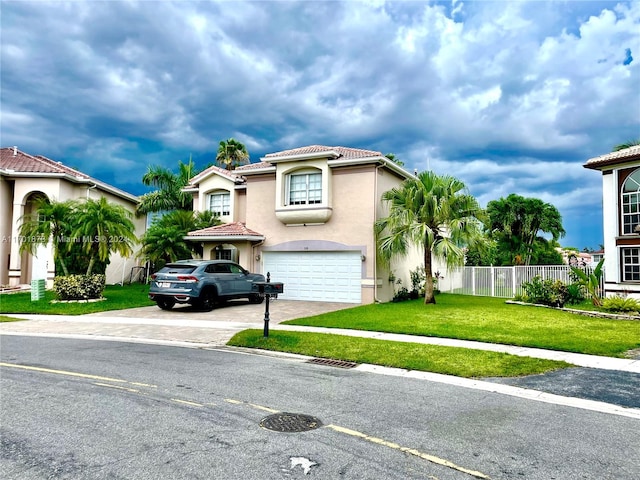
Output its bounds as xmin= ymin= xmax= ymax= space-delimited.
xmin=1 ymin=147 xmax=89 ymax=178
xmin=584 ymin=145 xmax=640 ymax=169
xmin=264 ymin=145 xmax=382 ymax=159
xmin=0 ymin=147 xmax=138 ymax=202
xmin=187 ymin=164 xmax=244 ymax=187
xmin=188 ymin=221 xmax=263 ymax=238
xmin=234 ymin=145 xmax=385 ymax=173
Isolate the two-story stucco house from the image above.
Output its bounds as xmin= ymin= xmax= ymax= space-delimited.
xmin=584 ymin=144 xmax=640 ymax=297
xmin=184 ymin=145 xmax=429 ymax=304
xmin=0 ymin=147 xmax=146 ymax=287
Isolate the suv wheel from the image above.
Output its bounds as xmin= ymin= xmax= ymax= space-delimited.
xmin=249 ymin=293 xmax=264 ymax=305
xmin=197 ymin=289 xmax=216 ymax=311
xmin=157 ymin=298 xmax=176 ymax=311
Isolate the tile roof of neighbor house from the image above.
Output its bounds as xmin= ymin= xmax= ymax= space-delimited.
xmin=188 ymin=221 xmax=264 ymax=238
xmin=1 ymin=147 xmax=90 ymax=177
xmin=186 ymin=163 xmax=243 ymax=187
xmin=0 ymin=147 xmax=139 ymax=202
xmin=234 ymin=145 xmax=385 ymax=172
xmin=584 ymin=145 xmax=640 ymax=169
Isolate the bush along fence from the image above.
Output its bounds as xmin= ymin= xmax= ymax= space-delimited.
xmin=438 ymin=265 xmax=605 ymax=299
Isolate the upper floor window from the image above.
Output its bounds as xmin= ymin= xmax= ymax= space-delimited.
xmin=287 ymin=170 xmax=321 ymax=205
xmin=622 ymin=169 xmax=640 ymax=234
xmin=208 ymin=191 xmax=230 ymax=217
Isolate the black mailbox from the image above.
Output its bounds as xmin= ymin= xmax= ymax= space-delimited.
xmin=252 ymin=282 xmax=284 ymax=295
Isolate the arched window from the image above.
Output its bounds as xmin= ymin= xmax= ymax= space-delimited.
xmin=286 ymin=168 xmax=321 ymax=205
xmin=208 ymin=190 xmax=230 ymax=217
xmin=622 ymin=169 xmax=640 ymax=234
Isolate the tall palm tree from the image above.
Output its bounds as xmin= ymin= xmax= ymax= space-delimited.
xmin=375 ymin=171 xmax=485 ymax=304
xmin=136 ymin=158 xmax=198 ymax=216
xmin=71 ymin=197 xmax=137 ymax=275
xmin=18 ymin=197 xmax=78 ymax=276
xmin=613 ymin=139 xmax=640 ymax=151
xmin=216 ymin=138 xmax=249 ymax=170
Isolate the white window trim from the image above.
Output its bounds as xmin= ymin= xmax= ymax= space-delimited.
xmin=621 ymin=168 xmax=640 ymax=235
xmin=208 ymin=191 xmax=231 ymax=217
xmin=285 ymin=169 xmax=322 ymax=206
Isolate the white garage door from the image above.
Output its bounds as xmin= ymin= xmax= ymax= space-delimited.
xmin=263 ymin=251 xmax=362 ymax=303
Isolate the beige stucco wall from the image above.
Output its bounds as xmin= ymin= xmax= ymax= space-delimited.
xmin=3 ymin=176 xmax=144 ymax=287
xmin=242 ymin=163 xmax=411 ymax=303
xmin=194 ymin=174 xmax=238 ymax=223
xmin=0 ymin=176 xmax=14 ymax=285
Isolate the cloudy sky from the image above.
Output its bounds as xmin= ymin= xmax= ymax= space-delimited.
xmin=2 ymin=1 xmax=639 ymax=249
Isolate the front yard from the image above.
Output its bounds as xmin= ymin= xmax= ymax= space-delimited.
xmin=0 ymin=284 xmax=154 ymax=315
xmin=228 ymin=294 xmax=640 ymax=378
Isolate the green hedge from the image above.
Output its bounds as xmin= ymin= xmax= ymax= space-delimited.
xmin=53 ymin=274 xmax=106 ymax=300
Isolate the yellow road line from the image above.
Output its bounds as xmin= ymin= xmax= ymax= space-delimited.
xmin=0 ymin=362 xmax=157 ymax=388
xmin=224 ymin=398 xmax=242 ymax=405
xmin=248 ymin=403 xmax=279 ymax=413
xmin=171 ymin=398 xmax=203 ymax=407
xmin=326 ymin=424 xmax=491 ymax=479
xmin=94 ymin=382 xmax=141 ymax=393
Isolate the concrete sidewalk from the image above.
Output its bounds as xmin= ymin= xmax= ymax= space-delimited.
xmin=2 ymin=310 xmax=639 ymax=373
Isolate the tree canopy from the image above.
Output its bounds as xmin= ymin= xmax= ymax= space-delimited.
xmin=136 ymin=158 xmax=199 ymax=216
xmin=216 ymin=138 xmax=249 ymax=170
xmin=375 ymin=171 xmax=485 ymax=304
xmin=483 ymin=194 xmax=565 ymax=265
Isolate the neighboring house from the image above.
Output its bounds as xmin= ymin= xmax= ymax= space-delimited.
xmin=184 ymin=145 xmax=431 ymax=304
xmin=0 ymin=147 xmax=146 ymax=287
xmin=590 ymin=249 xmax=604 ymax=266
xmin=584 ymin=144 xmax=640 ymax=297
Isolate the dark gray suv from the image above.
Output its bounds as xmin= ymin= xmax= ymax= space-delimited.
xmin=149 ymin=260 xmax=265 ymax=311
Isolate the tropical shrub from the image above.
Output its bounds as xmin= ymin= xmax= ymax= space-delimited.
xmin=570 ymin=258 xmax=604 ymax=306
xmin=520 ymin=276 xmax=569 ymax=308
xmin=601 ymin=296 xmax=640 ymax=314
xmin=53 ymin=274 xmax=105 ymax=300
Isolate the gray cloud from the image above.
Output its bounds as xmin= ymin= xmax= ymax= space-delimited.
xmin=1 ymin=0 xmax=639 ymax=249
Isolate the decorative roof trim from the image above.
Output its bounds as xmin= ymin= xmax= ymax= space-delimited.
xmin=584 ymin=145 xmax=640 ymax=170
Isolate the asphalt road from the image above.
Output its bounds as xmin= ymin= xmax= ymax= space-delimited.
xmin=1 ymin=336 xmax=639 ymax=480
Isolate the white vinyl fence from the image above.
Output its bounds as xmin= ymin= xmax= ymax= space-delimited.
xmin=438 ymin=265 xmax=602 ymax=298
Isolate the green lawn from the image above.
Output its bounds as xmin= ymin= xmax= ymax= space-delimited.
xmin=0 ymin=284 xmax=154 ymax=315
xmin=228 ymin=330 xmax=572 ymax=378
xmin=280 ymin=294 xmax=640 ymax=357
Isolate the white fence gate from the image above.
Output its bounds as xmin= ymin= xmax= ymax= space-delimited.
xmin=438 ymin=265 xmax=602 ymax=298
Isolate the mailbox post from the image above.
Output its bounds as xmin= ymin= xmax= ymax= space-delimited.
xmin=251 ymin=272 xmax=284 ymax=337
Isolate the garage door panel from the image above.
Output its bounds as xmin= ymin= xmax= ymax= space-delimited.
xmin=263 ymin=251 xmax=361 ymax=303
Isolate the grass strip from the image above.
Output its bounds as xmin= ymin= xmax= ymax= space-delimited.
xmin=0 ymin=284 xmax=154 ymax=315
xmin=0 ymin=315 xmax=25 ymax=323
xmin=228 ymin=329 xmax=573 ymax=378
xmin=282 ymin=294 xmax=640 ymax=358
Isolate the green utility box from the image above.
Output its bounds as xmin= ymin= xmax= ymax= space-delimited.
xmin=31 ymin=279 xmax=45 ymax=301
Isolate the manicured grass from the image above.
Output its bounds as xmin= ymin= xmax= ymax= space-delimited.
xmin=281 ymin=294 xmax=640 ymax=358
xmin=0 ymin=284 xmax=154 ymax=315
xmin=228 ymin=330 xmax=572 ymax=378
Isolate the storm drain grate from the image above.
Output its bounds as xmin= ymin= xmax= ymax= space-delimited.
xmin=260 ymin=413 xmax=323 ymax=433
xmin=307 ymin=357 xmax=359 ymax=369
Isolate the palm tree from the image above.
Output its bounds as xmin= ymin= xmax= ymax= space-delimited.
xmin=71 ymin=197 xmax=137 ymax=275
xmin=18 ymin=197 xmax=78 ymax=276
xmin=138 ymin=210 xmax=221 ymax=269
xmin=486 ymin=194 xmax=565 ymax=265
xmin=216 ymin=138 xmax=249 ymax=170
xmin=136 ymin=158 xmax=198 ymax=216
xmin=613 ymin=139 xmax=640 ymax=151
xmin=375 ymin=171 xmax=485 ymax=304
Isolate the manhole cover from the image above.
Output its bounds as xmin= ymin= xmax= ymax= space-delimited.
xmin=260 ymin=413 xmax=323 ymax=432
xmin=307 ymin=357 xmax=358 ymax=369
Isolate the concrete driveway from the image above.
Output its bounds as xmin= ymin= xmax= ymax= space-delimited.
xmin=85 ymin=299 xmax=356 ymax=324
xmin=0 ymin=300 xmax=357 ymax=347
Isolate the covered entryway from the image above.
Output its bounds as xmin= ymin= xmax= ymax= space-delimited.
xmin=262 ymin=251 xmax=362 ymax=303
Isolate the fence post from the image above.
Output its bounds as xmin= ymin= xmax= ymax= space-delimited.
xmin=512 ymin=266 xmax=516 ymax=297
xmin=490 ymin=265 xmax=495 ymax=297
